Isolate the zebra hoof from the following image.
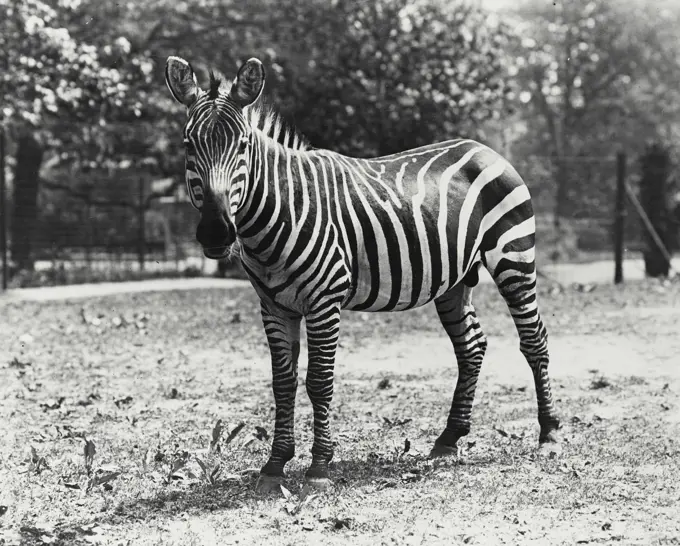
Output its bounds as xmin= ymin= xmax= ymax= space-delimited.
xmin=256 ymin=473 xmax=285 ymax=494
xmin=429 ymin=441 xmax=460 ymax=459
xmin=303 ymin=476 xmax=333 ymax=491
xmin=539 ymin=430 xmax=560 ymax=444
xmin=537 ymin=433 xmax=562 ymax=458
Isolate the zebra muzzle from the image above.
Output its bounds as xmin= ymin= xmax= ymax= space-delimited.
xmin=196 ymin=213 xmax=236 ymax=258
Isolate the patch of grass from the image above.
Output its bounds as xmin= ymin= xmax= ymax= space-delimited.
xmin=0 ymin=279 xmax=679 ymax=544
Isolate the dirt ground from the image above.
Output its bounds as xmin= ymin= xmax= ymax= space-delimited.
xmin=0 ymin=278 xmax=679 ymax=545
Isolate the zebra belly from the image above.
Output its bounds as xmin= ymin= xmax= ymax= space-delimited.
xmin=341 ymin=250 xmax=479 ymax=312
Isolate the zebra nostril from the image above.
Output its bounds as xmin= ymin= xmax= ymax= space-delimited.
xmin=195 ymin=213 xmax=236 ymax=251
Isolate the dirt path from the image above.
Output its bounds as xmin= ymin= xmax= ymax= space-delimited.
xmin=2 ymin=256 xmax=679 ymax=303
xmin=0 ymin=277 xmax=249 ymax=302
xmin=337 ymin=330 xmax=680 ymax=380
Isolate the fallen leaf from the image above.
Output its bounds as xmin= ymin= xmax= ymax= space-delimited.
xmin=90 ymin=471 xmax=120 ymax=487
xmin=225 ymin=422 xmax=245 ymax=446
xmin=254 ymin=426 xmax=269 ymax=441
xmin=401 ymin=472 xmax=420 ymax=483
xmin=590 ymin=377 xmax=611 ymax=390
xmin=280 ymin=484 xmax=292 ymax=500
xmin=114 ymin=396 xmax=133 ymax=408
xmin=383 ymin=417 xmax=412 ymax=428
xmin=9 ymin=357 xmax=31 ymax=369
xmin=40 ymin=397 xmax=65 ymax=411
xmin=333 ymin=518 xmax=352 ymax=530
xmin=377 ymin=378 xmax=391 ymax=390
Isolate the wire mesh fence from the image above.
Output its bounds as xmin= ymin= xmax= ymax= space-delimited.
xmin=0 ymin=150 xmax=675 ymax=289
xmin=1 ymin=185 xmax=223 ymax=288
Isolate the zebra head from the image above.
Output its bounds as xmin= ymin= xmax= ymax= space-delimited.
xmin=165 ymin=56 xmax=265 ymax=259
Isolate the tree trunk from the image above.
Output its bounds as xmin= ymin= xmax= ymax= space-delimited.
xmin=640 ymin=143 xmax=672 ymax=277
xmin=11 ymin=132 xmax=43 ymax=272
xmin=553 ymin=158 xmax=570 ymax=230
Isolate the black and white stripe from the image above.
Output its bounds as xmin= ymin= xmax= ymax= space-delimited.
xmin=166 ymin=56 xmax=560 ymax=487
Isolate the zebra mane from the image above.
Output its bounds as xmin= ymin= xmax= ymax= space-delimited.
xmin=207 ymin=70 xmax=222 ymax=100
xmin=207 ymin=68 xmax=308 ymax=151
xmin=244 ymin=99 xmax=309 ymax=152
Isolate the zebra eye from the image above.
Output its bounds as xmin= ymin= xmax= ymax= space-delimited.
xmin=238 ymin=136 xmax=248 ymax=152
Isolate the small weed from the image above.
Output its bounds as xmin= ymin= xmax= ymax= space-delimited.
xmin=590 ymin=377 xmax=612 ymax=390
xmin=81 ymin=437 xmax=121 ymax=492
xmin=20 ymin=446 xmax=49 ymax=475
xmin=194 ymin=420 xmax=245 ymax=486
xmin=83 ymin=438 xmax=96 ymax=475
xmin=195 ymin=457 xmax=221 ymax=486
xmin=167 ymin=451 xmax=191 ymax=483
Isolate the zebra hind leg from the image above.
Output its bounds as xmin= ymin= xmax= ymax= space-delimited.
xmin=430 ymin=283 xmax=488 ymax=458
xmin=487 ymin=249 xmax=561 ymax=445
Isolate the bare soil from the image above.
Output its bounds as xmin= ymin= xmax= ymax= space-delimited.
xmin=1 ymin=279 xmax=679 ymax=545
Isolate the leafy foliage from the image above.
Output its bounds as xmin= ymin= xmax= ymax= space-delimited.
xmin=509 ymin=0 xmax=680 ymax=222
xmin=1 ymin=0 xmax=135 ymax=126
xmin=273 ymin=0 xmax=515 ymax=156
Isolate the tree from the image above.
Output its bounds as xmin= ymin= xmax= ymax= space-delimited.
xmin=509 ymin=0 xmax=680 ymax=229
xmin=1 ymin=0 xmax=145 ymax=270
xmin=639 ymin=143 xmax=675 ymax=277
xmin=1 ymin=0 xmax=179 ymax=270
xmin=268 ymin=0 xmax=515 ymax=157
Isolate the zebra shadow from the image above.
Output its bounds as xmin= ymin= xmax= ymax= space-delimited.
xmin=99 ymin=449 xmax=512 ymax=526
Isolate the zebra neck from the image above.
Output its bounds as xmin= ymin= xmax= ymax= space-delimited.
xmin=234 ymin=132 xmax=300 ymax=265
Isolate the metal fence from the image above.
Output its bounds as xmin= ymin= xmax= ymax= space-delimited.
xmin=0 ymin=148 xmax=670 ymax=290
xmin=0 ymin=167 xmax=221 ymax=288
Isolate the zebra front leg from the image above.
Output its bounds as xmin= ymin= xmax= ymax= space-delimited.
xmin=430 ymin=284 xmax=488 ymax=458
xmin=258 ymin=301 xmax=302 ymax=491
xmin=303 ymin=302 xmax=342 ymax=489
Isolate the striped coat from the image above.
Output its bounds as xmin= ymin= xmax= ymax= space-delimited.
xmin=166 ymin=55 xmax=560 ymax=489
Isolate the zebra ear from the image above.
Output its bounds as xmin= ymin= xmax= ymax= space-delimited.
xmin=165 ymin=56 xmax=200 ymax=108
xmin=229 ymin=58 xmax=265 ymax=108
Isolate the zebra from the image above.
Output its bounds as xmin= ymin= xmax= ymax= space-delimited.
xmin=165 ymin=56 xmax=560 ymax=490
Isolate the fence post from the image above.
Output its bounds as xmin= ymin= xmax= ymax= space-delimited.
xmin=614 ymin=151 xmax=626 ymax=284
xmin=138 ymin=177 xmax=145 ymax=272
xmin=0 ymin=126 xmax=7 ymax=290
